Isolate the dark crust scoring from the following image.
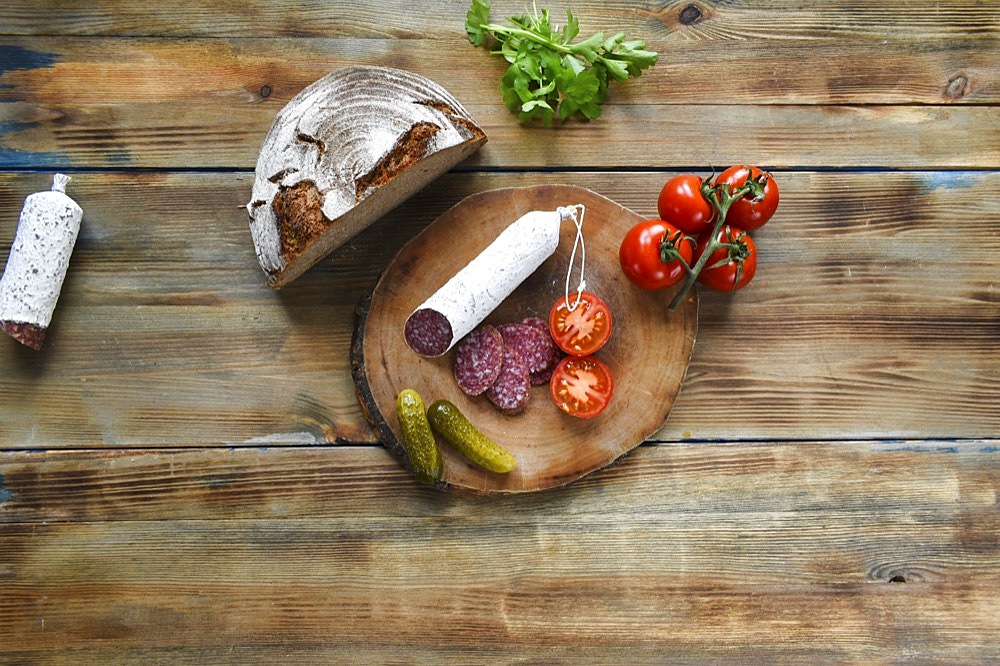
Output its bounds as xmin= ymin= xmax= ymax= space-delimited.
xmin=415 ymin=99 xmax=487 ymax=142
xmin=354 ymin=121 xmax=442 ymax=202
xmin=271 ymin=179 xmax=332 ymax=264
xmin=1 ymin=320 xmax=46 ymax=350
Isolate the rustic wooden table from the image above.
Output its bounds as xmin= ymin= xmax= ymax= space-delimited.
xmin=2 ymin=1 xmax=998 ymax=662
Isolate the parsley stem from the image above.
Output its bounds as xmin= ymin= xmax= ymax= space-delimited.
xmin=479 ymin=23 xmax=575 ymax=55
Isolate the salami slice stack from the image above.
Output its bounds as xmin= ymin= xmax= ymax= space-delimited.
xmin=451 ymin=317 xmax=562 ymax=415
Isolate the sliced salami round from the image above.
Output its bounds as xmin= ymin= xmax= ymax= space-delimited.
xmin=497 ymin=322 xmax=554 ymax=375
xmin=486 ymin=348 xmax=531 ymax=415
xmin=452 ymin=324 xmax=504 ymax=396
xmin=530 ymin=339 xmax=564 ymax=386
xmin=521 ymin=316 xmax=548 ymax=334
xmin=515 ymin=317 xmax=561 ymax=385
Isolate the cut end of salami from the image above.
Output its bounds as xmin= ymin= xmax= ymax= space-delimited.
xmin=404 ymin=308 xmax=453 ymax=357
xmin=1 ymin=320 xmax=46 ymax=350
xmin=486 ymin=348 xmax=531 ymax=415
xmin=453 ymin=324 xmax=504 ymax=396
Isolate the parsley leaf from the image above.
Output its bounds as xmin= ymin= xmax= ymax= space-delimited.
xmin=465 ymin=0 xmax=658 ymax=124
xmin=465 ymin=0 xmax=491 ymax=46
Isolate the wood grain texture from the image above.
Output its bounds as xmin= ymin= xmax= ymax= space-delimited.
xmin=1 ymin=0 xmax=998 ymax=659
xmin=1 ymin=170 xmax=997 ymax=448
xmin=2 ymin=441 xmax=997 ymax=522
xmin=1 ymin=443 xmax=998 ymax=662
xmin=1 ymin=0 xmax=997 ymax=42
xmin=0 ymin=34 xmax=996 ymax=169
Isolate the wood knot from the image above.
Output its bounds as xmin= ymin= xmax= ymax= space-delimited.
xmin=944 ymin=75 xmax=969 ymax=100
xmin=260 ymin=85 xmax=272 ymax=99
xmin=679 ymin=3 xmax=703 ymax=25
xmin=869 ymin=563 xmax=931 ymax=584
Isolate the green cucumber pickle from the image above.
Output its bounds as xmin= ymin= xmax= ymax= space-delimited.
xmin=395 ymin=389 xmax=443 ymax=485
xmin=427 ymin=400 xmax=516 ymax=474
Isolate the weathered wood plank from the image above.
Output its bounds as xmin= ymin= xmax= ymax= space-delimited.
xmin=1 ymin=1 xmax=994 ymax=661
xmin=0 ymin=36 xmax=996 ymax=169
xmin=2 ymin=441 xmax=997 ymax=522
xmin=7 ymin=99 xmax=997 ymax=170
xmin=1 ymin=443 xmax=997 ymax=662
xmin=1 ymin=0 xmax=997 ymax=42
xmin=1 ymin=170 xmax=997 ymax=447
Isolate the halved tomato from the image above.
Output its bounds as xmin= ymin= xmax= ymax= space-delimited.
xmin=549 ymin=355 xmax=614 ymax=419
xmin=548 ymin=291 xmax=613 ymax=356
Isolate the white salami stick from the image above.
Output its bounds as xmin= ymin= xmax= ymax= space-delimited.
xmin=0 ymin=174 xmax=83 ymax=350
xmin=404 ymin=207 xmax=579 ymax=358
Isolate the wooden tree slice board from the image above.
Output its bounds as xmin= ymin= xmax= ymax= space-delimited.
xmin=351 ymin=185 xmax=698 ymax=492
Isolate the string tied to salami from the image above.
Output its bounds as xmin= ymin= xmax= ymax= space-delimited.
xmin=556 ymin=204 xmax=587 ymax=312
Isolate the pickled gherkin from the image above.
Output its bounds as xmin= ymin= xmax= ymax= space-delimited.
xmin=395 ymin=389 xmax=443 ymax=485
xmin=427 ymin=400 xmax=516 ymax=474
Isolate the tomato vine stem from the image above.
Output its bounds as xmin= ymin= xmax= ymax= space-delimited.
xmin=667 ymin=173 xmax=760 ymax=310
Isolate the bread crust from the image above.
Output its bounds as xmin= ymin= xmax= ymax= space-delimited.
xmin=247 ymin=66 xmax=487 ymax=288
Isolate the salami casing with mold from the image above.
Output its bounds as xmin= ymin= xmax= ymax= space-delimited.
xmin=404 ymin=208 xmax=574 ymax=357
xmin=0 ymin=174 xmax=83 ymax=350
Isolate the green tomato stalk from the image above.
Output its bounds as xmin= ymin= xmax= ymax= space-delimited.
xmin=666 ymin=172 xmax=768 ymax=310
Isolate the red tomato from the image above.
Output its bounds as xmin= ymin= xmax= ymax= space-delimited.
xmin=619 ymin=219 xmax=694 ymax=291
xmin=694 ymin=225 xmax=758 ymax=292
xmin=548 ymin=291 xmax=613 ymax=356
xmin=715 ymin=165 xmax=779 ymax=231
xmin=657 ymin=173 xmax=714 ymax=235
xmin=549 ymin=355 xmax=614 ymax=419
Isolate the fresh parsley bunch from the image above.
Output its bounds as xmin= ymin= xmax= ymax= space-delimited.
xmin=466 ymin=0 xmax=658 ymax=125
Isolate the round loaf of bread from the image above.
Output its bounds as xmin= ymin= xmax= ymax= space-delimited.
xmin=246 ymin=66 xmax=487 ymax=288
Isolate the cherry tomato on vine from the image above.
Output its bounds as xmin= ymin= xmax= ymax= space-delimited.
xmin=549 ymin=355 xmax=614 ymax=419
xmin=619 ymin=219 xmax=694 ymax=291
xmin=548 ymin=291 xmax=613 ymax=357
xmin=693 ymin=225 xmax=758 ymax=292
xmin=657 ymin=173 xmax=714 ymax=235
xmin=715 ymin=165 xmax=779 ymax=231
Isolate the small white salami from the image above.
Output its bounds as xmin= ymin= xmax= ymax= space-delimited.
xmin=404 ymin=207 xmax=578 ymax=357
xmin=0 ymin=174 xmax=83 ymax=350
xmin=485 ymin=348 xmax=531 ymax=415
xmin=452 ymin=324 xmax=504 ymax=396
